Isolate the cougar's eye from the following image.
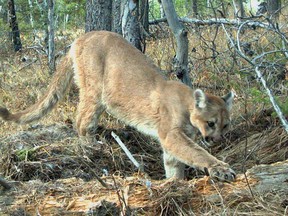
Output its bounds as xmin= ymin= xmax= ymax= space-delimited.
xmin=207 ymin=121 xmax=215 ymax=128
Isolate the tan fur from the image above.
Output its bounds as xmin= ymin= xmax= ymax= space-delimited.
xmin=0 ymin=31 xmax=236 ymax=181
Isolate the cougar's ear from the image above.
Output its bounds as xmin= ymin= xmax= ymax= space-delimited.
xmin=222 ymin=91 xmax=234 ymax=111
xmin=194 ymin=89 xmax=207 ymax=109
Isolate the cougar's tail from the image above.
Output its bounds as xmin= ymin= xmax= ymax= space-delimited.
xmin=0 ymin=55 xmax=74 ymax=124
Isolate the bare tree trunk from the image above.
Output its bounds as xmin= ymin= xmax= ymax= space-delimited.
xmin=139 ymin=0 xmax=149 ymax=52
xmin=139 ymin=0 xmax=149 ymax=34
xmin=192 ymin=0 xmax=198 ymax=17
xmin=158 ymin=0 xmax=165 ymax=18
xmin=161 ymin=0 xmax=192 ymax=87
xmin=267 ymin=0 xmax=281 ymax=21
xmin=85 ymin=0 xmax=112 ymax=32
xmin=122 ymin=0 xmax=142 ymax=51
xmin=238 ymin=0 xmax=245 ymax=17
xmin=112 ymin=0 xmax=122 ymax=34
xmin=47 ymin=0 xmax=55 ymax=74
xmin=7 ymin=0 xmax=22 ymax=52
xmin=27 ymin=0 xmax=34 ymax=29
xmin=35 ymin=0 xmax=49 ymax=46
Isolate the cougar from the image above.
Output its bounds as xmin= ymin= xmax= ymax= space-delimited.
xmin=0 ymin=31 xmax=235 ymax=181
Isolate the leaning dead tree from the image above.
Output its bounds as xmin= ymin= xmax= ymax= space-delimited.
xmin=161 ymin=0 xmax=192 ymax=87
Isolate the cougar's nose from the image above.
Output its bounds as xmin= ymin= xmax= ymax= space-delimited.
xmin=212 ymin=135 xmax=222 ymax=142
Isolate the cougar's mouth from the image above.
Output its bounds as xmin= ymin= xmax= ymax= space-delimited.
xmin=200 ymin=136 xmax=222 ymax=148
xmin=205 ymin=136 xmax=222 ymax=143
xmin=200 ymin=138 xmax=214 ymax=148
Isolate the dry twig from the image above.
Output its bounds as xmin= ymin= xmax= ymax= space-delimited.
xmin=111 ymin=131 xmax=144 ymax=172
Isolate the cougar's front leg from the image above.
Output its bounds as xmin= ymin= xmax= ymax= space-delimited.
xmin=163 ymin=150 xmax=185 ymax=179
xmin=159 ymin=128 xmax=236 ymax=182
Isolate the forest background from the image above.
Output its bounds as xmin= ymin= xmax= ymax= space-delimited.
xmin=0 ymin=0 xmax=287 ymax=215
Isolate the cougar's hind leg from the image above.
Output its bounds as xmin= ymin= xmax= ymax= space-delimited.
xmin=73 ymin=58 xmax=105 ymax=137
xmin=76 ymin=92 xmax=105 ymax=137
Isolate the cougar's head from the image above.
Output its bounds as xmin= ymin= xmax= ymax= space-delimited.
xmin=190 ymin=89 xmax=234 ymax=146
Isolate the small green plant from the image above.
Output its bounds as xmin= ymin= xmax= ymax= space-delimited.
xmin=15 ymin=145 xmax=48 ymax=161
xmin=250 ymin=87 xmax=288 ymax=118
xmin=250 ymin=87 xmax=270 ymax=104
xmin=271 ymin=98 xmax=288 ymax=118
xmin=15 ymin=148 xmax=36 ymax=161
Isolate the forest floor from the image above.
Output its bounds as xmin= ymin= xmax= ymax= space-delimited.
xmin=0 ymin=31 xmax=288 ymax=215
xmin=0 ymin=109 xmax=287 ymax=215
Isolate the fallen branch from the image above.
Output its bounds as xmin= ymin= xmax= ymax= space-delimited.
xmin=222 ymin=23 xmax=288 ymax=133
xmin=161 ymin=0 xmax=192 ymax=87
xmin=111 ymin=131 xmax=144 ymax=172
xmin=149 ymin=17 xmax=271 ymax=30
xmin=254 ymin=66 xmax=288 ymax=133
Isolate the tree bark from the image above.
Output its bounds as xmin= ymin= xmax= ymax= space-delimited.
xmin=85 ymin=0 xmax=113 ymax=32
xmin=161 ymin=0 xmax=192 ymax=87
xmin=139 ymin=0 xmax=149 ymax=52
xmin=111 ymin=0 xmax=122 ymax=34
xmin=47 ymin=0 xmax=55 ymax=74
xmin=122 ymin=0 xmax=142 ymax=51
xmin=7 ymin=0 xmax=22 ymax=52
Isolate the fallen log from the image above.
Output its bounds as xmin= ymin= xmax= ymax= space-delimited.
xmin=149 ymin=17 xmax=271 ymax=30
xmin=0 ymin=160 xmax=287 ymax=215
xmin=194 ymin=160 xmax=288 ymax=209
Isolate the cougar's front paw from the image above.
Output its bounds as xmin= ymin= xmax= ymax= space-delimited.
xmin=207 ymin=164 xmax=236 ymax=182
